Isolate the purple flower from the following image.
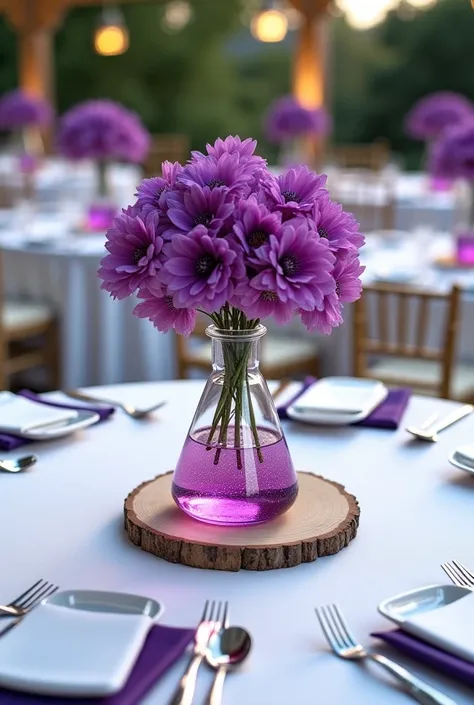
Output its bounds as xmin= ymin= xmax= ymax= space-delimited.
xmin=333 ymin=252 xmax=365 ymax=303
xmin=0 ymin=90 xmax=52 ymax=129
xmin=179 ymin=153 xmax=252 ymax=195
xmin=429 ymin=120 xmax=474 ymax=181
xmin=265 ymin=96 xmax=330 ymax=143
xmin=247 ymin=221 xmax=335 ymax=311
xmin=233 ymin=196 xmax=282 ymax=253
xmin=58 ymin=100 xmax=150 ymax=162
xmin=136 ymin=177 xmax=168 ymax=211
xmin=300 ymin=293 xmax=343 ymax=335
xmin=314 ymin=193 xmax=365 ymax=252
xmin=159 ymin=225 xmax=245 ymax=311
xmin=265 ymin=166 xmax=327 ymax=217
xmin=405 ymin=92 xmax=474 ymax=141
xmin=134 ymin=283 xmax=196 ymax=336
xmin=193 ymin=136 xmax=265 ymax=165
xmin=167 ymin=184 xmax=234 ymax=237
xmin=98 ymin=208 xmax=163 ymax=299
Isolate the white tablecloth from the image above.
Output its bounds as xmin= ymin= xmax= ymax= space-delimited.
xmin=0 ymin=160 xmax=176 ymax=388
xmin=1 ymin=380 xmax=473 ymax=704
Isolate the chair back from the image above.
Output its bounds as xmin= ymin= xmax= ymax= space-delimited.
xmin=328 ymin=169 xmax=396 ymax=232
xmin=143 ymin=134 xmax=189 ymax=178
xmin=330 ymin=141 xmax=390 ymax=171
xmin=353 ymin=283 xmax=462 ymax=399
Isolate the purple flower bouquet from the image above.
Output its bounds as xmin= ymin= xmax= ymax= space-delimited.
xmin=99 ymin=136 xmax=364 ymax=525
xmin=430 ymin=119 xmax=474 ymax=260
xmin=0 ymin=90 xmax=52 ymax=130
xmin=405 ymin=92 xmax=474 ymax=142
xmin=265 ymin=96 xmax=330 ymax=167
xmin=58 ymin=100 xmax=150 ymax=230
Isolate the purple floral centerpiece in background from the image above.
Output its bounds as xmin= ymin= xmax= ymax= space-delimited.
xmin=406 ymin=92 xmax=474 ymax=191
xmin=430 ymin=119 xmax=474 ymax=263
xmin=58 ymin=99 xmax=150 ymax=230
xmin=405 ymin=92 xmax=474 ymax=141
xmin=265 ymin=96 xmax=330 ymax=167
xmin=99 ymin=135 xmax=364 ymax=526
xmin=0 ymin=89 xmax=52 ymax=174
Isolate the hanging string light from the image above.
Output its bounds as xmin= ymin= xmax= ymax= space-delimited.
xmin=94 ymin=6 xmax=129 ymax=56
xmin=336 ymin=0 xmax=438 ymax=30
xmin=251 ymin=2 xmax=288 ymax=43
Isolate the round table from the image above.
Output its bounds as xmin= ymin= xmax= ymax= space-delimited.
xmin=1 ymin=381 xmax=473 ymax=704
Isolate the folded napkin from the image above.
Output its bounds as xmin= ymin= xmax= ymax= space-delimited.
xmin=0 ymin=391 xmax=115 ymax=451
xmin=277 ymin=377 xmax=411 ymax=430
xmin=0 ymin=624 xmax=194 ymax=705
xmin=0 ymin=392 xmax=77 ymax=433
xmin=372 ymin=629 xmax=474 ymax=688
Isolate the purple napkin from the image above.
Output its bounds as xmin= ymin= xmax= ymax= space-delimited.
xmin=277 ymin=377 xmax=411 ymax=430
xmin=0 ymin=624 xmax=195 ymax=705
xmin=0 ymin=390 xmax=115 ymax=451
xmin=372 ymin=629 xmax=474 ymax=688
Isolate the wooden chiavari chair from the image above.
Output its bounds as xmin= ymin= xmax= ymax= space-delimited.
xmin=176 ymin=316 xmax=320 ymax=381
xmin=329 ymin=141 xmax=390 ymax=171
xmin=143 ymin=134 xmax=189 ymax=177
xmin=0 ymin=252 xmax=61 ymax=390
xmin=353 ymin=283 xmax=474 ymax=401
xmin=328 ymin=169 xmax=396 ymax=232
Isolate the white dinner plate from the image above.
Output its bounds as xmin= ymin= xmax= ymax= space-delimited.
xmin=0 ymin=590 xmax=163 ymax=697
xmin=44 ymin=589 xmax=163 ymax=618
xmin=449 ymin=445 xmax=474 ymax=475
xmin=19 ymin=410 xmax=100 ymax=440
xmin=378 ymin=584 xmax=474 ymax=663
xmin=287 ymin=377 xmax=388 ymax=426
xmin=378 ymin=584 xmax=471 ymax=626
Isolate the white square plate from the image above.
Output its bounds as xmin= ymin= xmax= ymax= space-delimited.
xmin=0 ymin=590 xmax=163 ymax=696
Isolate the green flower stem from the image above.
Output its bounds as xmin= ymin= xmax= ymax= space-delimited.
xmin=203 ymin=306 xmax=263 ymax=465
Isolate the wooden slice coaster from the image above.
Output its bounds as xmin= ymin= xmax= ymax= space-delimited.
xmin=124 ymin=471 xmax=360 ymax=572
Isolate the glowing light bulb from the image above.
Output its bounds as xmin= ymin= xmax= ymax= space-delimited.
xmin=251 ymin=9 xmax=288 ymax=42
xmin=94 ymin=8 xmax=129 ymax=56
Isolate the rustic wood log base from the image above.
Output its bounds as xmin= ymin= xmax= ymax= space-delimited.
xmin=124 ymin=471 xmax=360 ymax=572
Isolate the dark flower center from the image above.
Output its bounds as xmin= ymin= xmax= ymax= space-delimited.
xmin=335 ymin=281 xmax=341 ymax=297
xmin=196 ymin=254 xmax=216 ymax=276
xmin=164 ymin=296 xmax=175 ymax=310
xmin=207 ymin=178 xmax=226 ymax=189
xmin=193 ymin=212 xmax=213 ymax=227
xmin=133 ymin=247 xmax=147 ymax=264
xmin=261 ymin=291 xmax=278 ymax=303
xmin=318 ymin=226 xmax=329 ymax=239
xmin=282 ymin=190 xmax=300 ymax=203
xmin=281 ymin=254 xmax=300 ymax=277
xmin=156 ymin=186 xmax=165 ymax=198
xmin=247 ymin=230 xmax=269 ymax=248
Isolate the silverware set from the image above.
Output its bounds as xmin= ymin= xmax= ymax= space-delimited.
xmin=64 ymin=390 xmax=167 ymax=420
xmin=316 ymin=559 xmax=474 ymax=703
xmin=406 ymin=405 xmax=473 ymax=442
xmin=169 ymin=600 xmax=250 ymax=705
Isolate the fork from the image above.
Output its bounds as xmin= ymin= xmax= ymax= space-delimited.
xmin=64 ymin=390 xmax=167 ymax=420
xmin=168 ymin=600 xmax=226 ymax=705
xmin=441 ymin=560 xmax=474 ymax=588
xmin=0 ymin=579 xmax=58 ymax=618
xmin=316 ymin=603 xmax=456 ymax=704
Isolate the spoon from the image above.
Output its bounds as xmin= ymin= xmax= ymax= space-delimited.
xmin=0 ymin=455 xmax=37 ymax=473
xmin=204 ymin=627 xmax=252 ymax=705
xmin=64 ymin=391 xmax=167 ymax=420
xmin=406 ymin=404 xmax=473 ymax=442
